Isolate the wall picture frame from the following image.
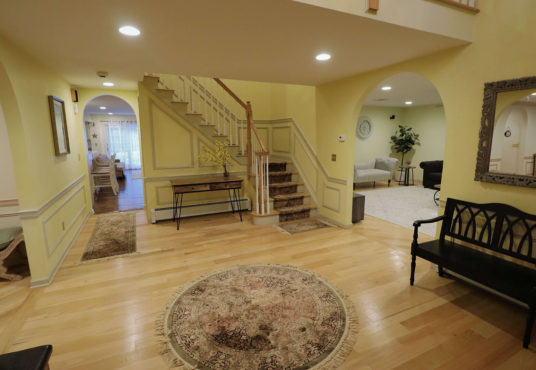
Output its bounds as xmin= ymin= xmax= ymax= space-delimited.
xmin=48 ymin=95 xmax=70 ymax=156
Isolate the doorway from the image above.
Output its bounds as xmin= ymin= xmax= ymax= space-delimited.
xmin=353 ymin=72 xmax=446 ymax=235
xmin=83 ymin=95 xmax=143 ymax=213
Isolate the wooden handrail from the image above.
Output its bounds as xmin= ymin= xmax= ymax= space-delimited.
xmin=213 ymin=78 xmax=248 ymax=110
xmin=246 ymin=102 xmax=268 ymax=154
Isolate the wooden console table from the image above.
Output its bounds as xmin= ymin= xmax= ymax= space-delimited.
xmin=170 ymin=176 xmax=243 ymax=230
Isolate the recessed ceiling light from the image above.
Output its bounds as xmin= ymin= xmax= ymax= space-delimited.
xmin=108 ymin=112 xmax=113 ymax=115
xmin=315 ymin=53 xmax=331 ymax=61
xmin=119 ymin=25 xmax=140 ymax=36
xmin=103 ymin=82 xmax=114 ymax=87
xmin=381 ymin=86 xmax=392 ymax=91
xmin=99 ymin=106 xmax=106 ymax=110
xmin=405 ymin=101 xmax=413 ymax=105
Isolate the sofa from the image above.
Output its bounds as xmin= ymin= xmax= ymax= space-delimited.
xmin=420 ymin=160 xmax=443 ymax=188
xmin=354 ymin=157 xmax=398 ymax=187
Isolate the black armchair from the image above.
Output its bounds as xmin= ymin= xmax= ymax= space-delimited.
xmin=420 ymin=160 xmax=443 ymax=188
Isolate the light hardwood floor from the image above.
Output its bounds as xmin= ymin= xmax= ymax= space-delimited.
xmin=1 ymin=211 xmax=536 ymax=369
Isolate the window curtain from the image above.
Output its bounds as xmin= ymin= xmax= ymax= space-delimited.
xmin=106 ymin=120 xmax=141 ymax=169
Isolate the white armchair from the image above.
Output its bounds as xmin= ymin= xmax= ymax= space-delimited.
xmin=354 ymin=157 xmax=398 ymax=187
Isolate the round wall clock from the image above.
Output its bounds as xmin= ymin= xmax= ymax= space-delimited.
xmin=356 ymin=116 xmax=373 ymax=139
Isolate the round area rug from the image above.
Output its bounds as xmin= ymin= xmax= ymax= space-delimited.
xmin=156 ymin=264 xmax=357 ymax=369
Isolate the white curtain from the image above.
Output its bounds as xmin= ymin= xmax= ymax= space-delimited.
xmin=106 ymin=120 xmax=141 ymax=169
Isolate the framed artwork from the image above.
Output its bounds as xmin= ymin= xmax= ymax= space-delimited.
xmin=48 ymin=95 xmax=70 ymax=156
xmin=356 ymin=116 xmax=373 ymax=139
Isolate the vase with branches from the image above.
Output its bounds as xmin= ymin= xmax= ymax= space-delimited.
xmin=390 ymin=125 xmax=420 ymax=166
xmin=198 ymin=141 xmax=232 ymax=177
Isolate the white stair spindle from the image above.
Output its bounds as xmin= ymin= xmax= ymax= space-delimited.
xmin=255 ymin=155 xmax=259 ymax=214
xmin=266 ymin=155 xmax=270 ymax=213
xmin=260 ymin=155 xmax=265 ymax=215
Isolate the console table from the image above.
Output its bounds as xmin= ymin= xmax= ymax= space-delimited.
xmin=170 ymin=176 xmax=243 ymax=230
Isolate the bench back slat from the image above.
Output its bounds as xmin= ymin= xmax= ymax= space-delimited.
xmin=442 ymin=198 xmax=536 ymax=264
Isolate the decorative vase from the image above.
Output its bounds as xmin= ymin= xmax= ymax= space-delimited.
xmin=223 ymin=164 xmax=230 ymax=177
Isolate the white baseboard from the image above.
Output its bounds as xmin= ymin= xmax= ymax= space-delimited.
xmin=151 ymin=198 xmax=250 ymax=223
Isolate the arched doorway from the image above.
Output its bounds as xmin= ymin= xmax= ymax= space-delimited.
xmin=352 ymin=72 xmax=446 ymax=236
xmin=83 ymin=95 xmax=143 ymax=213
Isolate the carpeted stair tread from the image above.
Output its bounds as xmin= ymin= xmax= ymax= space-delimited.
xmin=272 ymin=193 xmax=306 ymax=200
xmin=277 ymin=205 xmax=316 ymax=215
xmin=269 ymin=181 xmax=302 ymax=188
xmin=269 ymin=171 xmax=293 ymax=175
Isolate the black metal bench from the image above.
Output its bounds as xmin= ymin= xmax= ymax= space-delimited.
xmin=410 ymin=198 xmax=536 ymax=348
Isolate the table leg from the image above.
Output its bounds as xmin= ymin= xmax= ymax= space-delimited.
xmin=176 ymin=193 xmax=184 ymax=230
xmin=234 ymin=188 xmax=243 ymax=222
xmin=228 ymin=189 xmax=235 ymax=213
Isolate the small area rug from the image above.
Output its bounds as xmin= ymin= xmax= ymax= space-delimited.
xmin=358 ymin=186 xmax=438 ymax=236
xmin=276 ymin=218 xmax=332 ymax=234
xmin=156 ymin=264 xmax=357 ymax=369
xmin=81 ymin=212 xmax=136 ymax=261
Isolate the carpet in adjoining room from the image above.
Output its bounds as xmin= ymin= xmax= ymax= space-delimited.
xmin=358 ymin=186 xmax=439 ymax=236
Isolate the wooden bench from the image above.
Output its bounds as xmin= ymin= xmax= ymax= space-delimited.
xmin=410 ymin=198 xmax=536 ymax=348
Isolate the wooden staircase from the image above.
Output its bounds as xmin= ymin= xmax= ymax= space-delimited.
xmin=142 ymin=74 xmax=316 ymax=224
xmin=269 ymin=161 xmax=315 ymax=222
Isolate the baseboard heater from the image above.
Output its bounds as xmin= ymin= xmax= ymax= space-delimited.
xmin=151 ymin=198 xmax=250 ymax=223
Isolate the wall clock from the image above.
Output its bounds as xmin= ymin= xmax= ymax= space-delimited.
xmin=356 ymin=116 xmax=373 ymax=139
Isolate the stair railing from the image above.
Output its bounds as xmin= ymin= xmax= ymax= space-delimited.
xmin=213 ymin=78 xmax=270 ymax=215
xmin=151 ymin=73 xmax=271 ymax=215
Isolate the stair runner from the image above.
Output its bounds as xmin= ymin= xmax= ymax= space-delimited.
xmin=269 ymin=162 xmax=314 ymax=222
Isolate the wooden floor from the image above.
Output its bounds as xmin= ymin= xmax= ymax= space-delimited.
xmin=1 ymin=211 xmax=536 ymax=369
xmin=93 ymin=169 xmax=144 ymax=214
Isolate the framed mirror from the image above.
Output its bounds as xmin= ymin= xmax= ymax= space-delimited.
xmin=475 ymin=76 xmax=536 ymax=187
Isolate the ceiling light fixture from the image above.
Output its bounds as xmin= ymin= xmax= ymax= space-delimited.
xmin=381 ymin=86 xmax=392 ymax=91
xmin=119 ymin=25 xmax=141 ymax=36
xmin=315 ymin=53 xmax=331 ymax=61
xmin=103 ymin=82 xmax=114 ymax=87
xmin=99 ymin=106 xmax=106 ymax=110
xmin=405 ymin=101 xmax=413 ymax=105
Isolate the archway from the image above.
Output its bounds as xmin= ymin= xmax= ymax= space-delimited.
xmin=352 ymin=72 xmax=446 ymax=235
xmin=83 ymin=94 xmax=143 ymax=213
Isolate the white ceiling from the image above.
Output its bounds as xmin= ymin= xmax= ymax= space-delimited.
xmin=85 ymin=95 xmax=135 ymax=115
xmin=0 ymin=0 xmax=466 ymax=89
xmin=364 ymin=72 xmax=443 ymax=107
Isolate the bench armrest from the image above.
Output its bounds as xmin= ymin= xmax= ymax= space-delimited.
xmin=413 ymin=215 xmax=446 ymax=228
xmin=412 ymin=215 xmax=446 ymax=247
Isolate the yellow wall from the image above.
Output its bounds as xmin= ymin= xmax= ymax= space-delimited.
xmin=355 ymin=106 xmax=405 ymax=165
xmin=316 ymin=0 xmax=536 ymax=225
xmin=222 ymin=79 xmax=317 ymax=148
xmin=0 ymin=35 xmax=91 ymax=285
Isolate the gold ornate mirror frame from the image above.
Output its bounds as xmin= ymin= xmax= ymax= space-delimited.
xmin=475 ymin=76 xmax=536 ymax=188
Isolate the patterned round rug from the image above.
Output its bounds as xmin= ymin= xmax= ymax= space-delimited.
xmin=156 ymin=264 xmax=357 ymax=369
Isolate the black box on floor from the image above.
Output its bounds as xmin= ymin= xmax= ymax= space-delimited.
xmin=352 ymin=193 xmax=365 ymax=223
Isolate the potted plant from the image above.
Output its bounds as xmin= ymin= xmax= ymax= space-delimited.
xmin=390 ymin=125 xmax=420 ymax=166
xmin=199 ymin=141 xmax=232 ymax=177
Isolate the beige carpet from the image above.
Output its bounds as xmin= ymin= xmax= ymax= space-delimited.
xmin=81 ymin=212 xmax=136 ymax=261
xmin=357 ymin=186 xmax=439 ymax=236
xmin=156 ymin=264 xmax=357 ymax=369
xmin=276 ymin=218 xmax=333 ymax=234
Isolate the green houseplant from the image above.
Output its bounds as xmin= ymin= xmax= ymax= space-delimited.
xmin=390 ymin=125 xmax=420 ymax=166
